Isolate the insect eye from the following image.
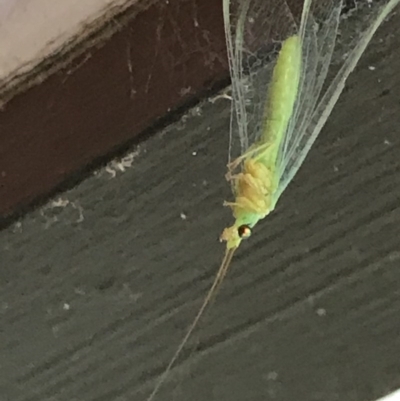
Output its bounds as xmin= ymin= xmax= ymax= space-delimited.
xmin=238 ymin=225 xmax=251 ymax=239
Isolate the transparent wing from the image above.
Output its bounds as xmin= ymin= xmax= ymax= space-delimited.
xmin=223 ymin=0 xmax=299 ymax=168
xmin=274 ymin=0 xmax=342 ymax=193
xmin=273 ymin=0 xmax=400 ymax=205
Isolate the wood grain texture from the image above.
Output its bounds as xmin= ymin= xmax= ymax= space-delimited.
xmin=1 ymin=10 xmax=400 ymax=401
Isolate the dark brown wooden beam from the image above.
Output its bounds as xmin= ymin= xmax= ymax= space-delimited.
xmin=0 ymin=0 xmax=228 ymax=222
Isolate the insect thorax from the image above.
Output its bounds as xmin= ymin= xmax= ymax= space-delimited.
xmin=231 ymin=158 xmax=272 ymax=218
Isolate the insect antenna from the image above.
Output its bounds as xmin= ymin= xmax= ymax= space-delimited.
xmin=146 ymin=247 xmax=237 ymax=401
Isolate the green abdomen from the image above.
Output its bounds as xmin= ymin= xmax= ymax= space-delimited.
xmin=258 ymin=35 xmax=302 ymax=172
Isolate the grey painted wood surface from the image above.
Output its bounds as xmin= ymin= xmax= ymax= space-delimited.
xmin=1 ymin=12 xmax=400 ymax=401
